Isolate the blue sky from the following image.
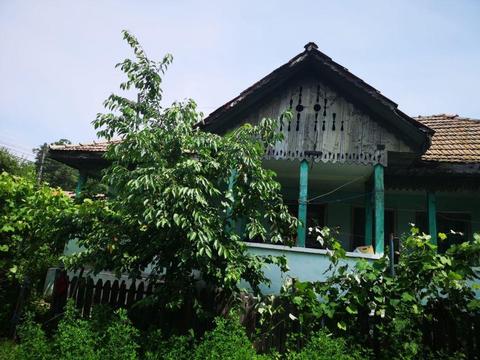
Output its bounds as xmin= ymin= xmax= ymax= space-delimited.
xmin=1 ymin=0 xmax=479 ymax=160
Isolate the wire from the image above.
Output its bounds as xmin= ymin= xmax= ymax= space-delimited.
xmin=310 ymin=191 xmax=372 ymax=205
xmin=307 ymin=175 xmax=367 ymax=203
xmin=0 ymin=144 xmax=35 ymax=161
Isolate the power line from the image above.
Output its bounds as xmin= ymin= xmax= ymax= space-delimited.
xmin=0 ymin=144 xmax=35 ymax=161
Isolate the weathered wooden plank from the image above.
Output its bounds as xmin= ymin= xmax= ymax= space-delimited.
xmin=93 ymin=279 xmax=103 ymax=305
xmin=83 ymin=277 xmax=94 ymax=317
xmin=110 ymin=280 xmax=119 ymax=307
xmin=247 ymin=76 xmax=414 ymax=165
xmin=101 ymin=280 xmax=111 ymax=304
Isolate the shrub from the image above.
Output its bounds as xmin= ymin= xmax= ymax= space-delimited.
xmin=53 ymin=302 xmax=99 ymax=360
xmin=144 ymin=330 xmax=193 ymax=360
xmin=99 ymin=309 xmax=139 ymax=360
xmin=16 ymin=313 xmax=50 ymax=360
xmin=0 ymin=340 xmax=19 ymax=360
xmin=194 ymin=316 xmax=263 ymax=360
xmin=287 ymin=330 xmax=364 ymax=360
xmin=258 ymin=228 xmax=480 ymax=359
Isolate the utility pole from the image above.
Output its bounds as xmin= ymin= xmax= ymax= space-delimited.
xmin=36 ymin=143 xmax=47 ymax=185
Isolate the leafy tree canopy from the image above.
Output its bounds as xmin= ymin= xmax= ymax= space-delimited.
xmin=0 ymin=147 xmax=34 ymax=178
xmin=0 ymin=172 xmax=75 ymax=284
xmin=65 ymin=31 xmax=298 ymax=312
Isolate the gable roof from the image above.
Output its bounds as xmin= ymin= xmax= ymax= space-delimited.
xmin=415 ymin=114 xmax=480 ymax=163
xmin=202 ymin=42 xmax=432 ymax=152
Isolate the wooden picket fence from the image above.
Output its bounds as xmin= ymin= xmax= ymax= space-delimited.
xmin=52 ymin=274 xmax=480 ymax=358
xmin=54 ymin=275 xmax=153 ymax=318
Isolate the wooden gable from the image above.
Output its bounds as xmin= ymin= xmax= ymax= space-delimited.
xmin=245 ymin=76 xmax=413 ymax=166
xmin=203 ymin=42 xmax=432 ymax=167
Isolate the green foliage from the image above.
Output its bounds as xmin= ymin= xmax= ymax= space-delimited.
xmin=16 ymin=313 xmax=50 ymax=360
xmin=54 ymin=302 xmax=99 ymax=360
xmin=0 ymin=340 xmax=19 ymax=360
xmin=13 ymin=303 xmax=142 ymax=360
xmin=144 ymin=330 xmax=194 ymax=360
xmin=0 ymin=172 xmax=75 ymax=283
xmin=287 ymin=330 xmax=364 ymax=360
xmin=0 ymin=147 xmax=34 ymax=179
xmin=193 ymin=316 xmax=261 ymax=360
xmin=67 ymin=30 xmax=297 ymax=316
xmin=0 ymin=172 xmax=77 ymax=336
xmin=34 ymin=140 xmax=78 ymax=191
xmin=13 ymin=306 xmax=271 ymax=360
xmin=258 ymin=227 xmax=480 ymax=359
xmin=99 ymin=309 xmax=139 ymax=360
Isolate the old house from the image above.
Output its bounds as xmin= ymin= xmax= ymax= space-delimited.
xmin=49 ymin=43 xmax=480 ymax=291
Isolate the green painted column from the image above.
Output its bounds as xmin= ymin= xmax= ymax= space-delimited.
xmin=374 ymin=164 xmax=384 ymax=254
xmin=364 ymin=188 xmax=373 ymax=246
xmin=427 ymin=191 xmax=437 ymax=245
xmin=75 ymin=171 xmax=88 ymax=198
xmin=297 ymin=160 xmax=309 ymax=247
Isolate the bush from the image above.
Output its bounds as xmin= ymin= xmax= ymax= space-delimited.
xmin=54 ymin=302 xmax=98 ymax=360
xmin=257 ymin=228 xmax=480 ymax=359
xmin=99 ymin=309 xmax=139 ymax=360
xmin=0 ymin=340 xmax=19 ymax=360
xmin=16 ymin=313 xmax=50 ymax=360
xmin=144 ymin=330 xmax=193 ymax=360
xmin=287 ymin=330 xmax=364 ymax=360
xmin=194 ymin=316 xmax=263 ymax=360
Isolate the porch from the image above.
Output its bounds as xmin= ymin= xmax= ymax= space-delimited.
xmin=264 ymin=159 xmax=480 ymax=254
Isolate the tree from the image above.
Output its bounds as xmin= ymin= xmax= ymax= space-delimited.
xmin=34 ymin=140 xmax=78 ymax=190
xmin=0 ymin=172 xmax=76 ymax=336
xmin=0 ymin=147 xmax=34 ymax=178
xmin=66 ymin=31 xmax=298 ymax=315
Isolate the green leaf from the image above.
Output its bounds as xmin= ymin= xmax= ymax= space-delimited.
xmin=346 ymin=305 xmax=357 ymax=314
xmin=401 ymin=292 xmax=415 ymax=302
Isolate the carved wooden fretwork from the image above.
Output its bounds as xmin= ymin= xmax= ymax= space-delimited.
xmin=246 ymin=77 xmax=413 ymax=166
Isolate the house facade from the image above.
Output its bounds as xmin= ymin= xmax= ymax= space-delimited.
xmin=50 ymin=43 xmax=480 ymax=292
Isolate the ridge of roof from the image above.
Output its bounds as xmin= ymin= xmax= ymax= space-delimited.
xmin=415 ymin=113 xmax=480 ymax=123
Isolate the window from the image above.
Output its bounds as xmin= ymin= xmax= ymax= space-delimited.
xmin=351 ymin=207 xmax=395 ymax=252
xmin=415 ymin=212 xmax=471 ymax=252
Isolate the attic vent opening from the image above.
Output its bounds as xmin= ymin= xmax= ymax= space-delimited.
xmin=295 ymin=87 xmax=303 ymax=131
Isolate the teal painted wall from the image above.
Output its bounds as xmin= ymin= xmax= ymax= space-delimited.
xmin=243 ymin=243 xmax=379 ymax=294
xmin=280 ymin=188 xmax=480 ymax=250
